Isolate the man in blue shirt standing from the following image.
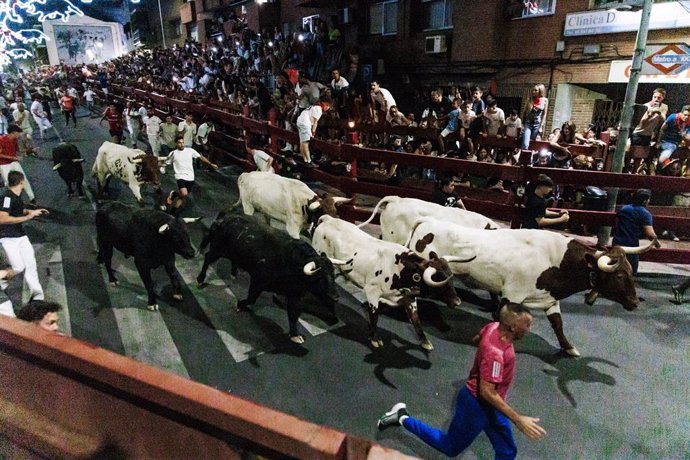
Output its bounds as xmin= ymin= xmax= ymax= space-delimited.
xmin=612 ymin=189 xmax=661 ymax=275
xmin=657 ymin=105 xmax=690 ymax=165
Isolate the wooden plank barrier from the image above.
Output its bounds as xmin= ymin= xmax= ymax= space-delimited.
xmin=0 ymin=316 xmax=415 ymax=460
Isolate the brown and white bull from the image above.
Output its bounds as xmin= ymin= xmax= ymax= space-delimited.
xmin=312 ymin=215 xmax=472 ymax=351
xmin=237 ymin=171 xmax=350 ymax=239
xmin=406 ymin=219 xmax=656 ymax=357
xmin=92 ymin=141 xmax=166 ymax=205
xmin=357 ymin=196 xmax=500 ymax=245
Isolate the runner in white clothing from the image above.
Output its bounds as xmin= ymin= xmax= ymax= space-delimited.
xmin=165 ymin=138 xmax=218 ymax=215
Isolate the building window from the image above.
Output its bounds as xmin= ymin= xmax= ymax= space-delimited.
xmin=504 ymin=0 xmax=557 ymax=19
xmin=302 ymin=15 xmax=320 ymax=34
xmin=369 ymin=1 xmax=398 ymax=35
xmin=422 ymin=0 xmax=454 ymax=30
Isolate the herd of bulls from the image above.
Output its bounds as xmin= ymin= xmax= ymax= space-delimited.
xmin=55 ymin=142 xmax=657 ymax=358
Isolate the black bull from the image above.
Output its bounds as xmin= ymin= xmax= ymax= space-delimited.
xmin=197 ymin=213 xmax=339 ymax=344
xmin=52 ymin=143 xmax=84 ymax=197
xmin=95 ymin=202 xmax=196 ymax=310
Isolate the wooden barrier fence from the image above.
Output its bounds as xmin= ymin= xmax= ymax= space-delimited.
xmin=103 ymin=83 xmax=690 ymax=265
xmin=0 ymin=316 xmax=414 ymax=459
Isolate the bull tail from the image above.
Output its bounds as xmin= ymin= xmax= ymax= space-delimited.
xmin=356 ymin=196 xmax=395 ymax=228
xmin=404 ymin=218 xmax=428 ymax=249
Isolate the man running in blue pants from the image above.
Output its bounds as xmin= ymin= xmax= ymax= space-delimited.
xmin=377 ymin=302 xmax=546 ymax=459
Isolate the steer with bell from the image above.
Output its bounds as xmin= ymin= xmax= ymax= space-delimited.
xmin=92 ymin=141 xmax=166 ymax=205
xmin=357 ymin=195 xmax=500 ymax=245
xmin=236 ymin=171 xmax=350 ymax=239
xmin=96 ymin=201 xmax=198 ymax=311
xmin=407 ymin=219 xmax=657 ymax=356
xmin=52 ymin=142 xmax=85 ymax=197
xmin=313 ymin=215 xmax=471 ymax=351
xmin=197 ymin=212 xmax=339 ymax=344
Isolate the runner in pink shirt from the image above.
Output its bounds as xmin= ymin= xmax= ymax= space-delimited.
xmin=378 ymin=302 xmax=546 ymax=459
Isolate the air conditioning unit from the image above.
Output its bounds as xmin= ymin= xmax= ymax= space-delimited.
xmin=339 ymin=8 xmax=354 ymax=24
xmin=425 ymin=35 xmax=447 ymax=54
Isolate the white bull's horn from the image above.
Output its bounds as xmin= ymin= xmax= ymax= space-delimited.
xmin=328 ymin=257 xmax=349 ymax=265
xmin=128 ymin=156 xmax=143 ymax=164
xmin=332 ymin=197 xmax=352 ymax=205
xmin=182 ymin=217 xmax=202 ymax=223
xmin=72 ymin=158 xmax=85 ymax=162
xmin=158 ymin=223 xmax=170 ymax=234
xmin=443 ymin=255 xmax=477 ymax=264
xmin=422 ymin=266 xmax=452 ymax=287
xmin=52 ymin=163 xmax=62 ymax=170
xmin=597 ymin=255 xmax=620 ymax=273
xmin=617 ymin=239 xmax=657 ymax=255
xmin=308 ymin=200 xmax=322 ymax=211
xmin=593 ymin=250 xmax=605 ymax=258
xmin=303 ymin=261 xmax=321 ymax=275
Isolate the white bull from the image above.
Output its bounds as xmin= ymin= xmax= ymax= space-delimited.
xmin=312 ymin=215 xmax=468 ymax=351
xmin=92 ymin=141 xmax=165 ymax=204
xmin=357 ymin=196 xmax=500 ymax=244
xmin=407 ymin=218 xmax=656 ymax=357
xmin=236 ymin=171 xmax=350 ymax=239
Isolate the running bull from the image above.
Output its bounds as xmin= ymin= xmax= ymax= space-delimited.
xmin=92 ymin=141 xmax=166 ymax=205
xmin=312 ymin=215 xmax=473 ymax=351
xmin=407 ymin=219 xmax=657 ymax=356
xmin=52 ymin=142 xmax=85 ymax=197
xmin=236 ymin=171 xmax=350 ymax=239
xmin=357 ymin=196 xmax=500 ymax=245
xmin=196 ymin=212 xmax=339 ymax=344
xmin=96 ymin=201 xmax=198 ymax=311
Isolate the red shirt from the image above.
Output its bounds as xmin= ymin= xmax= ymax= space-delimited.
xmin=465 ymin=322 xmax=516 ymax=400
xmin=0 ymin=135 xmax=18 ymax=165
xmin=104 ymin=107 xmax=123 ymax=131
xmin=61 ymin=95 xmax=74 ymax=111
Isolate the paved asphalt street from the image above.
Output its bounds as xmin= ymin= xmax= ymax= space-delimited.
xmin=12 ymin=105 xmax=690 ymax=459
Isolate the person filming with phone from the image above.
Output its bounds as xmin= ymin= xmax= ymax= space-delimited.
xmin=630 ymin=88 xmax=668 ymax=148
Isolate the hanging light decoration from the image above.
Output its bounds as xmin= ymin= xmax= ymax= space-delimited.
xmin=0 ymin=0 xmax=93 ymax=66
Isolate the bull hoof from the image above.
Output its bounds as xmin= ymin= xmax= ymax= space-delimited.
xmin=147 ymin=304 xmax=159 ymax=311
xmin=565 ymin=347 xmax=581 ymax=357
xmin=450 ymin=298 xmax=462 ymax=309
xmin=172 ymin=294 xmax=183 ymax=301
xmin=236 ymin=304 xmax=250 ymax=312
xmin=110 ymin=281 xmax=119 ymax=287
xmin=290 ymin=335 xmax=305 ymax=344
xmin=421 ymin=340 xmax=434 ymax=351
xmin=370 ymin=337 xmax=384 ymax=348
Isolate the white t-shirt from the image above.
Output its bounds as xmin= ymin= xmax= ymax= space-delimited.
xmin=67 ymin=87 xmax=79 ymax=98
xmin=144 ymin=115 xmax=162 ymax=136
xmin=459 ymin=110 xmax=476 ymax=129
xmin=30 ymin=100 xmax=45 ymax=119
xmin=196 ymin=122 xmax=214 ymax=145
xmin=331 ymin=77 xmax=349 ymax=90
xmin=296 ymin=105 xmax=323 ymax=129
xmin=169 ymin=147 xmax=201 ymax=181
xmin=504 ymin=116 xmax=523 ymax=138
xmin=178 ymin=121 xmax=197 ymax=147
xmin=13 ymin=109 xmax=31 ymax=131
xmin=252 ymin=149 xmax=274 ymax=173
xmin=83 ymin=89 xmax=95 ymax=102
xmin=483 ymin=108 xmax=505 ymax=136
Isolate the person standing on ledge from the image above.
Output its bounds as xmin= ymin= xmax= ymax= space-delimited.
xmin=377 ymin=302 xmax=546 ymax=459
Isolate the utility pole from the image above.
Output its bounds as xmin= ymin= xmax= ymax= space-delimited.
xmin=157 ymin=0 xmax=167 ymax=48
xmin=597 ymin=0 xmax=654 ymax=247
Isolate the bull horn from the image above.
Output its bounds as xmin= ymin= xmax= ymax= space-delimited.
xmin=332 ymin=197 xmax=352 ymax=205
xmin=52 ymin=163 xmax=62 ymax=171
xmin=128 ymin=156 xmax=143 ymax=164
xmin=597 ymin=255 xmax=620 ymax=273
xmin=158 ymin=223 xmax=170 ymax=234
xmin=182 ymin=217 xmax=202 ymax=224
xmin=308 ymin=200 xmax=322 ymax=211
xmin=422 ymin=266 xmax=452 ymax=287
xmin=303 ymin=261 xmax=321 ymax=276
xmin=328 ymin=257 xmax=349 ymax=265
xmin=617 ymin=239 xmax=657 ymax=255
xmin=72 ymin=158 xmax=85 ymax=162
xmin=443 ymin=255 xmax=477 ymax=264
xmin=593 ymin=250 xmax=605 ymax=259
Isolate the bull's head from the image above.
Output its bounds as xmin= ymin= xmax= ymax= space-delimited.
xmin=306 ymin=194 xmax=351 ymax=226
xmin=304 ymin=252 xmax=340 ymax=312
xmin=392 ymin=252 xmax=453 ymax=297
xmin=158 ymin=219 xmax=196 ymax=259
xmin=586 ymin=240 xmax=657 ymax=311
xmin=130 ymin=154 xmax=163 ymax=187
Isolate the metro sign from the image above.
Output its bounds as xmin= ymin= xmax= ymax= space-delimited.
xmin=643 ymin=44 xmax=690 ymax=75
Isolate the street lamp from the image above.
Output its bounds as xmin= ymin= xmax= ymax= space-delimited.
xmin=597 ymin=0 xmax=653 ymax=247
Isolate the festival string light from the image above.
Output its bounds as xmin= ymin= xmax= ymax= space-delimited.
xmin=0 ymin=0 xmax=93 ymax=66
